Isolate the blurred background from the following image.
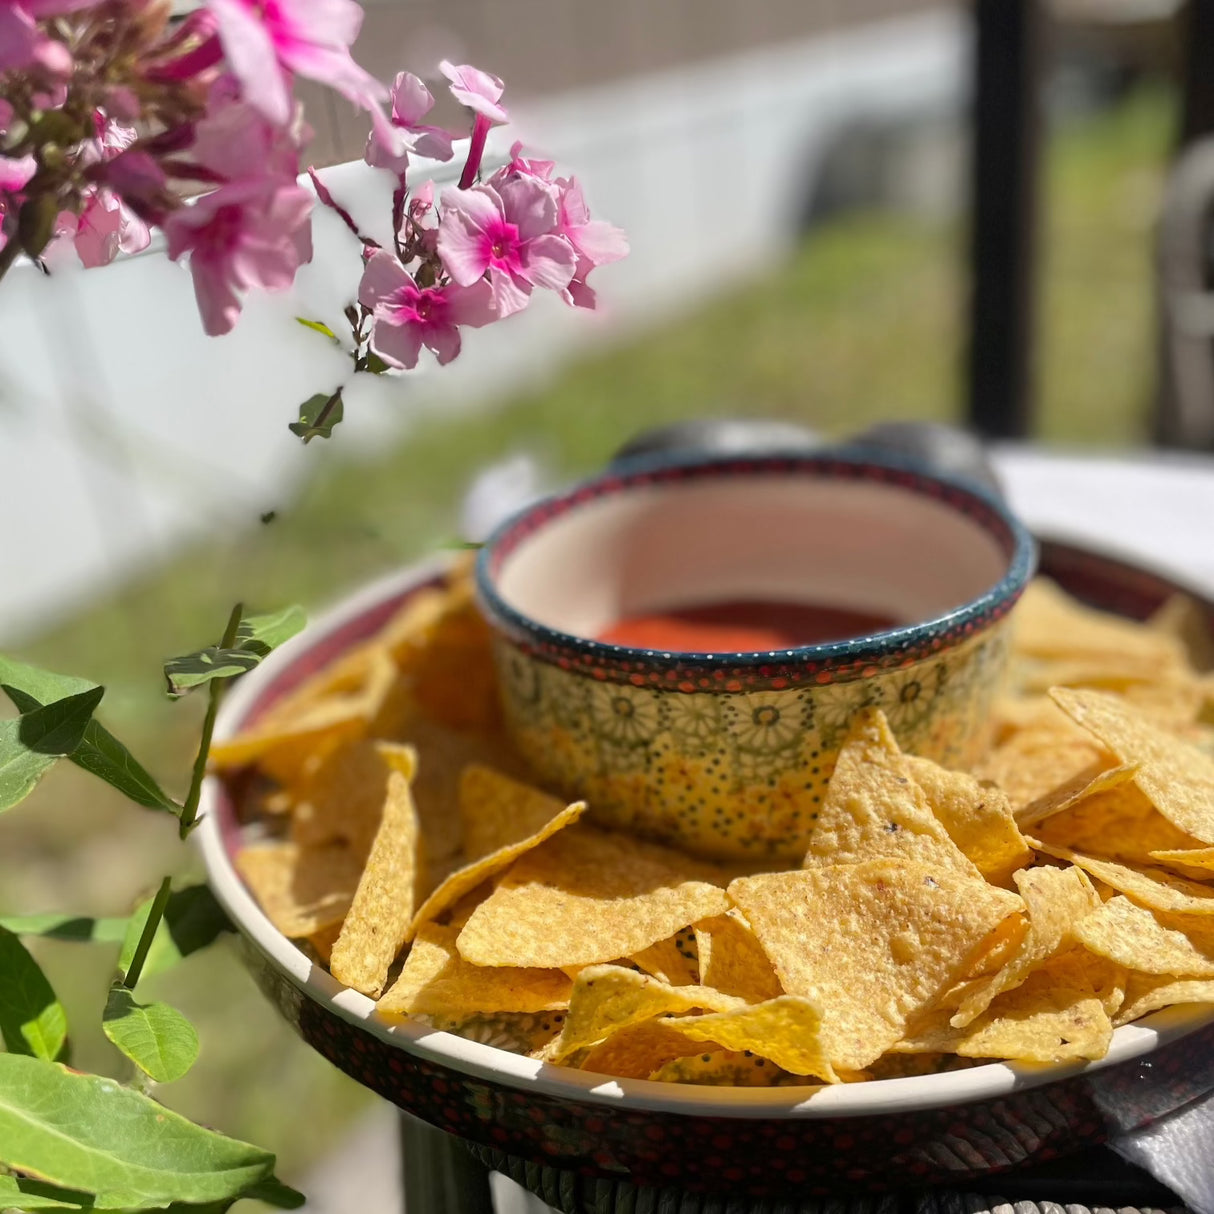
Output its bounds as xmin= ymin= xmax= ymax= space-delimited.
xmin=0 ymin=0 xmax=1210 ymax=1201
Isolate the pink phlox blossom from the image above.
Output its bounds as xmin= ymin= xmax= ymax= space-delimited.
xmin=143 ymin=8 xmax=223 ymax=84
xmin=402 ymin=180 xmax=437 ymax=253
xmin=439 ymin=60 xmax=508 ymax=125
xmin=164 ymin=174 xmax=313 ymax=335
xmin=358 ymin=247 xmax=494 ymax=369
xmin=436 ymin=178 xmax=575 ymax=318
xmin=0 ymin=151 xmax=36 ymax=255
xmin=551 ymin=175 xmax=628 ymax=308
xmin=191 ymin=84 xmax=301 ymax=180
xmin=59 ymin=185 xmax=151 ymax=267
xmin=208 ymin=0 xmax=395 ymax=154
xmin=365 ymin=72 xmax=454 ymax=175
xmin=0 ymin=1 xmax=72 ymax=73
xmin=491 ymin=141 xmax=556 ymax=185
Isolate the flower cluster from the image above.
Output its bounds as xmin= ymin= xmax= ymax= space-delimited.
xmin=1 ymin=0 xmax=626 ymax=372
xmin=354 ymin=65 xmax=628 ymax=370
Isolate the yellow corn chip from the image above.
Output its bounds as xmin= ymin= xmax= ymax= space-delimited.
xmin=290 ymin=738 xmax=416 ymax=854
xmin=1033 ymin=782 xmax=1201 ymax=867
xmin=1016 ymin=760 xmax=1140 ymax=829
xmin=630 ymin=930 xmax=699 ymax=987
xmin=545 ymin=965 xmax=742 ymax=1062
xmin=235 ymin=841 xmax=363 ymax=938
xmin=801 ymin=710 xmax=979 ymax=877
xmin=1029 ymin=837 xmax=1214 ymax=915
xmin=211 ymin=707 xmax=368 ymax=785
xmin=458 ymin=765 xmax=566 ymax=860
xmin=974 ymin=726 xmax=1115 ymax=816
xmin=306 ymin=921 xmax=342 ymax=965
xmin=901 ymin=953 xmax=1112 ymax=1063
xmin=409 ymin=795 xmax=586 ymax=938
xmin=648 ymin=1051 xmax=792 ymax=1086
xmin=378 ymin=923 xmax=570 ymax=1017
xmin=578 ymin=1021 xmax=712 ymax=1080
xmin=1051 ymin=686 xmax=1214 ymax=843
xmin=728 ymin=859 xmax=1022 ymax=1071
xmin=694 ymin=911 xmax=783 ymax=1003
xmin=906 ymin=755 xmax=1031 ymax=885
xmin=949 ymin=864 xmax=1099 ymax=1028
xmin=1116 ymin=973 xmax=1214 ymax=1025
xmin=1074 ymin=895 xmax=1214 ymax=977
xmin=661 ymin=995 xmax=838 ymax=1082
xmin=456 ymin=826 xmax=730 ymax=969
xmin=1149 ymin=846 xmax=1214 ymax=873
xmin=330 ymin=766 xmax=422 ymax=997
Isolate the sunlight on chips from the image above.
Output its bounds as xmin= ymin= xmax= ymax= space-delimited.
xmin=578 ymin=1020 xmax=712 ymax=1080
xmin=235 ymin=841 xmax=363 ymax=938
xmin=1074 ymin=895 xmax=1214 ymax=978
xmin=694 ymin=911 xmax=783 ymax=1003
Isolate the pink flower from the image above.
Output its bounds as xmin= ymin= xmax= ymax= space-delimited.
xmin=191 ymin=85 xmax=300 ymax=179
xmin=0 ymin=1 xmax=72 ymax=73
xmin=492 ymin=141 xmax=555 ymax=185
xmin=164 ymin=176 xmax=313 ymax=335
xmin=440 ymin=61 xmax=508 ymax=124
xmin=207 ymin=0 xmax=392 ymax=150
xmin=358 ymin=248 xmax=494 ymax=368
xmin=437 ymin=179 xmax=575 ymax=317
xmin=365 ymin=72 xmax=454 ymax=175
xmin=0 ymin=152 xmax=36 ymax=255
xmin=554 ymin=177 xmax=628 ymax=309
xmin=58 ymin=187 xmax=151 ymax=268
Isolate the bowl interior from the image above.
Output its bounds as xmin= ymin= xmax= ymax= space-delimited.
xmin=492 ymin=462 xmax=1012 ymax=643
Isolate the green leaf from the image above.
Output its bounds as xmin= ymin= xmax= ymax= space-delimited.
xmin=102 ymin=987 xmax=199 ymax=1084
xmin=0 ymin=928 xmax=67 ymax=1061
xmin=118 ymin=887 xmax=232 ymax=983
xmin=4 ymin=686 xmax=178 ymax=817
xmin=163 ymin=607 xmax=305 ymax=698
xmin=0 ymin=717 xmax=58 ymax=812
xmin=362 ymin=351 xmax=390 ymax=375
xmin=0 ymin=913 xmax=127 ymax=944
xmin=287 ymin=390 xmax=343 ymax=442
xmin=0 ymin=1174 xmax=97 ymax=1211
xmin=295 ymin=317 xmax=338 ymax=342
xmin=17 ymin=687 xmax=105 ymax=756
xmin=0 ymin=1055 xmax=302 ymax=1209
xmin=0 ymin=655 xmax=95 ymax=704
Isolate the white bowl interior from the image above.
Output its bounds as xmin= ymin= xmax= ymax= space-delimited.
xmin=496 ymin=472 xmax=1009 ymax=641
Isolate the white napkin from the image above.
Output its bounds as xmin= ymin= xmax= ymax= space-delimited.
xmin=1112 ymin=1096 xmax=1214 ymax=1214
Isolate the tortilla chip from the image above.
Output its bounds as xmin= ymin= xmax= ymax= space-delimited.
xmin=409 ymin=794 xmax=586 ymax=938
xmin=661 ymin=995 xmax=838 ymax=1081
xmin=545 ymin=965 xmax=742 ymax=1061
xmin=378 ymin=923 xmax=571 ymax=1017
xmin=578 ymin=1020 xmax=714 ymax=1080
xmin=1116 ymin=973 xmax=1214 ymax=1025
xmin=648 ymin=1051 xmax=792 ymax=1086
xmin=974 ymin=726 xmax=1116 ymax=816
xmin=330 ymin=766 xmax=423 ymax=997
xmin=458 ymin=765 xmax=566 ymax=860
xmin=901 ymin=952 xmax=1113 ymax=1063
xmin=694 ymin=911 xmax=783 ymax=1003
xmin=728 ymin=859 xmax=1022 ymax=1071
xmin=290 ymin=738 xmax=416 ymax=854
xmin=1051 ymin=686 xmax=1214 ymax=843
xmin=906 ymin=755 xmax=1031 ymax=885
xmin=801 ymin=710 xmax=978 ymax=877
xmin=630 ymin=930 xmax=699 ymax=987
xmin=1149 ymin=846 xmax=1214 ymax=873
xmin=949 ymin=864 xmax=1099 ymax=1028
xmin=1029 ymin=838 xmax=1214 ymax=915
xmin=1016 ymin=759 xmax=1140 ymax=829
xmin=456 ymin=825 xmax=730 ymax=969
xmin=1074 ymin=895 xmax=1214 ymax=977
xmin=235 ymin=841 xmax=363 ymax=938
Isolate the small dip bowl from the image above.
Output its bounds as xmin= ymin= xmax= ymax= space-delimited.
xmin=475 ymin=450 xmax=1037 ymax=860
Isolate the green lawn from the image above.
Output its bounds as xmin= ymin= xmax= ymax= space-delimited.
xmin=0 ymin=85 xmax=1178 ymax=1188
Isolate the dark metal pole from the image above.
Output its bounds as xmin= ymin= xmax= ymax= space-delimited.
xmin=965 ymin=0 xmax=1045 ymax=440
xmin=398 ymin=1112 xmax=495 ymax=1214
xmin=1178 ymin=0 xmax=1214 ymax=146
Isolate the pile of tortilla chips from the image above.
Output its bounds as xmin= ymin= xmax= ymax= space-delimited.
xmin=215 ymin=561 xmax=1214 ymax=1086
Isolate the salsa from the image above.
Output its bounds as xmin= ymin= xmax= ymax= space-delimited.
xmin=597 ymin=599 xmax=899 ymax=652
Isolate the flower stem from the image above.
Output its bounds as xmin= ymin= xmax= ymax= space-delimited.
xmin=121 ymin=876 xmax=172 ymax=989
xmin=458 ymin=114 xmax=490 ymax=189
xmin=177 ymin=601 xmax=243 ymax=839
xmin=0 ymin=238 xmax=22 ymax=287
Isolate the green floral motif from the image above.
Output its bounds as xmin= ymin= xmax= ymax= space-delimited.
xmin=587 ymin=682 xmax=661 ymax=748
xmin=880 ymin=663 xmax=940 ymax=739
xmin=662 ymin=692 xmax=722 ymax=755
xmin=813 ymin=677 xmax=882 ymax=750
xmin=541 ymin=664 xmax=589 ymax=730
xmin=722 ymin=690 xmax=806 ymax=755
xmin=497 ymin=648 xmax=542 ymax=706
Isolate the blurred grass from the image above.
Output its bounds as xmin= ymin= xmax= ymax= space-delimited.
xmin=0 ymin=85 xmax=1176 ymax=1188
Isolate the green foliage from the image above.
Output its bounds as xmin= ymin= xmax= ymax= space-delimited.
xmin=103 ymin=988 xmax=200 ymax=1085
xmin=0 ymin=914 xmax=128 ymax=944
xmin=294 ymin=317 xmax=338 ymax=342
xmin=288 ymin=390 xmax=344 ymax=442
xmin=0 ymin=1056 xmax=302 ymax=1209
xmin=0 ymin=928 xmax=67 ymax=1060
xmin=163 ymin=607 xmax=305 ymax=698
xmin=118 ymin=886 xmax=231 ymax=985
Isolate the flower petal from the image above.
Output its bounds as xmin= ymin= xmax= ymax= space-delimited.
xmin=440 ymin=60 xmax=509 ymax=125
xmin=499 ymin=176 xmax=557 ymax=241
xmin=370 ymin=316 xmax=424 ymax=369
xmin=208 ymin=0 xmax=292 ymax=124
xmin=520 ymin=234 xmax=576 ymax=291
xmin=423 ymin=321 xmax=462 ymax=365
xmin=445 ymin=278 xmax=496 ymax=328
xmin=358 ymin=248 xmax=410 ymax=310
xmin=436 ymin=186 xmax=502 ymax=286
xmin=486 ymin=267 xmax=530 ymax=318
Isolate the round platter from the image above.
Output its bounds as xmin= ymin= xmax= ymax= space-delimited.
xmin=196 ymin=538 xmax=1214 ymax=1198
